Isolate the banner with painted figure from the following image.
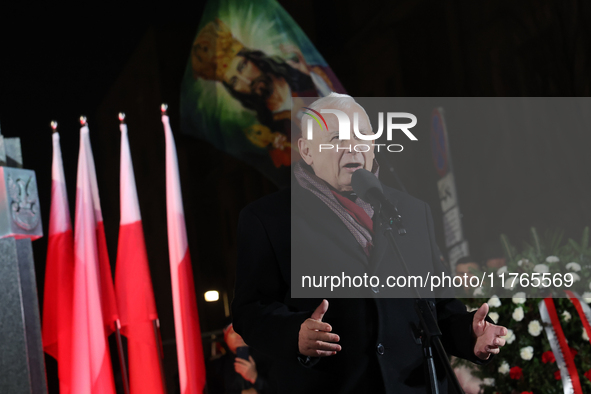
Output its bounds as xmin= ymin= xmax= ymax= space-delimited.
xmin=181 ymin=0 xmax=346 ymax=187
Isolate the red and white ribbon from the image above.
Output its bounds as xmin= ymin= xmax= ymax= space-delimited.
xmin=539 ymin=298 xmax=582 ymax=394
xmin=564 ymin=290 xmax=591 ymax=346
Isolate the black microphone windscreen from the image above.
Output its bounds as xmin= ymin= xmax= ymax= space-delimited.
xmin=351 ymin=169 xmax=383 ymax=202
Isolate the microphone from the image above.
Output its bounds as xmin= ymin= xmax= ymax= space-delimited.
xmin=351 ymin=169 xmax=406 ymax=235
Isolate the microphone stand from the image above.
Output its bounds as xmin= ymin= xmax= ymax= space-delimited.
xmin=375 ymin=201 xmax=464 ymax=394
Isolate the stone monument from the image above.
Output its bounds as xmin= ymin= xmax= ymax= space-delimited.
xmin=0 ymin=130 xmax=46 ymax=393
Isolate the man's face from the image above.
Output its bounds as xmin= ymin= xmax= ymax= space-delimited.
xmin=223 ymin=55 xmax=272 ymax=99
xmin=299 ymin=104 xmax=375 ymax=192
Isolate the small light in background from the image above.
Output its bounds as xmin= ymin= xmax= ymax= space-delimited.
xmin=204 ymin=290 xmax=219 ymax=302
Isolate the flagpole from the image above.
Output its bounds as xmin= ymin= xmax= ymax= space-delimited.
xmin=115 ymin=319 xmax=130 ymax=394
xmin=152 ymin=319 xmax=168 ymax=394
xmin=155 ymin=106 xmax=170 ymax=394
xmin=113 ymin=112 xmax=131 ymax=394
xmin=141 ymin=107 xmax=169 ymax=393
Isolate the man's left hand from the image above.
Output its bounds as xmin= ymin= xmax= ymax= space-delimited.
xmin=472 ymin=303 xmax=507 ymax=360
xmin=235 ymin=356 xmax=258 ymax=384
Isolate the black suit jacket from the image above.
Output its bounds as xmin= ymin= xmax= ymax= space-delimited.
xmin=232 ymin=181 xmax=487 ymax=394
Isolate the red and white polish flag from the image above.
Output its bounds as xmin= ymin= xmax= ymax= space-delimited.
xmin=162 ymin=113 xmax=207 ymax=394
xmin=115 ymin=122 xmax=165 ymax=394
xmin=71 ymin=124 xmax=117 ymax=393
xmin=42 ymin=131 xmax=75 ymax=394
xmin=81 ymin=126 xmax=119 ymax=332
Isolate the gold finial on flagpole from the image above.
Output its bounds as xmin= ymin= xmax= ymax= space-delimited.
xmin=161 ymin=103 xmax=168 ymax=115
xmin=80 ymin=116 xmax=87 ymax=126
xmin=119 ymin=112 xmax=126 ymax=124
xmin=50 ymin=120 xmax=58 ymax=134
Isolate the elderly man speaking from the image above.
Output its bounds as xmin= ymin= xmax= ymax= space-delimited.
xmin=232 ymin=93 xmax=506 ymax=393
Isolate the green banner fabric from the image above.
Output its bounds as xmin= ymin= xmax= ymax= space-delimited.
xmin=181 ymin=0 xmax=346 ymax=186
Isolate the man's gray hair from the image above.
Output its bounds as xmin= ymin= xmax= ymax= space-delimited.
xmin=302 ymin=92 xmax=372 ymax=138
xmin=307 ymin=92 xmax=358 ymax=112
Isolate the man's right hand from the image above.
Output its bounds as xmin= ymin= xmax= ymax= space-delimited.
xmin=298 ymin=299 xmax=341 ymax=357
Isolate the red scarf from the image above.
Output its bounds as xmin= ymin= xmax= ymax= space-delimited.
xmin=330 ymin=191 xmax=374 ymax=237
xmin=294 ymin=160 xmax=379 ymax=256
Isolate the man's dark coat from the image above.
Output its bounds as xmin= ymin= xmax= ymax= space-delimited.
xmin=232 ymin=180 xmax=487 ymax=394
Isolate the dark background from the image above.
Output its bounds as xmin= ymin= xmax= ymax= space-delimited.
xmin=1 ymin=0 xmax=590 ymax=392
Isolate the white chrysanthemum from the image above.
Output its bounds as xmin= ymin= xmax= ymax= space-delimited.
xmin=498 ymin=361 xmax=510 ymax=375
xmin=566 ymin=262 xmax=581 ymax=272
xmin=488 ymin=295 xmax=502 ymax=308
xmin=482 ymin=378 xmax=495 ymax=386
xmin=534 ymin=264 xmax=549 ymax=273
xmin=528 ymin=320 xmax=542 ymax=336
xmin=473 ymin=287 xmax=484 ymax=296
xmin=489 ymin=312 xmax=499 ymax=323
xmin=512 ymin=292 xmax=526 ymax=304
xmin=562 ymin=311 xmax=572 ymax=322
xmin=546 ymin=256 xmax=560 ymax=263
xmin=513 ymin=307 xmax=524 ymax=322
xmin=503 ymin=329 xmax=516 ymax=344
xmin=517 ymin=259 xmax=529 ymax=267
xmin=583 ymin=329 xmax=589 ymax=341
xmin=567 ymin=272 xmax=581 ymax=283
xmin=497 ymin=266 xmax=508 ymax=276
xmin=582 ymin=292 xmax=591 ymax=303
xmin=520 ymin=346 xmax=534 ymax=360
xmin=504 ymin=279 xmax=516 ymax=290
